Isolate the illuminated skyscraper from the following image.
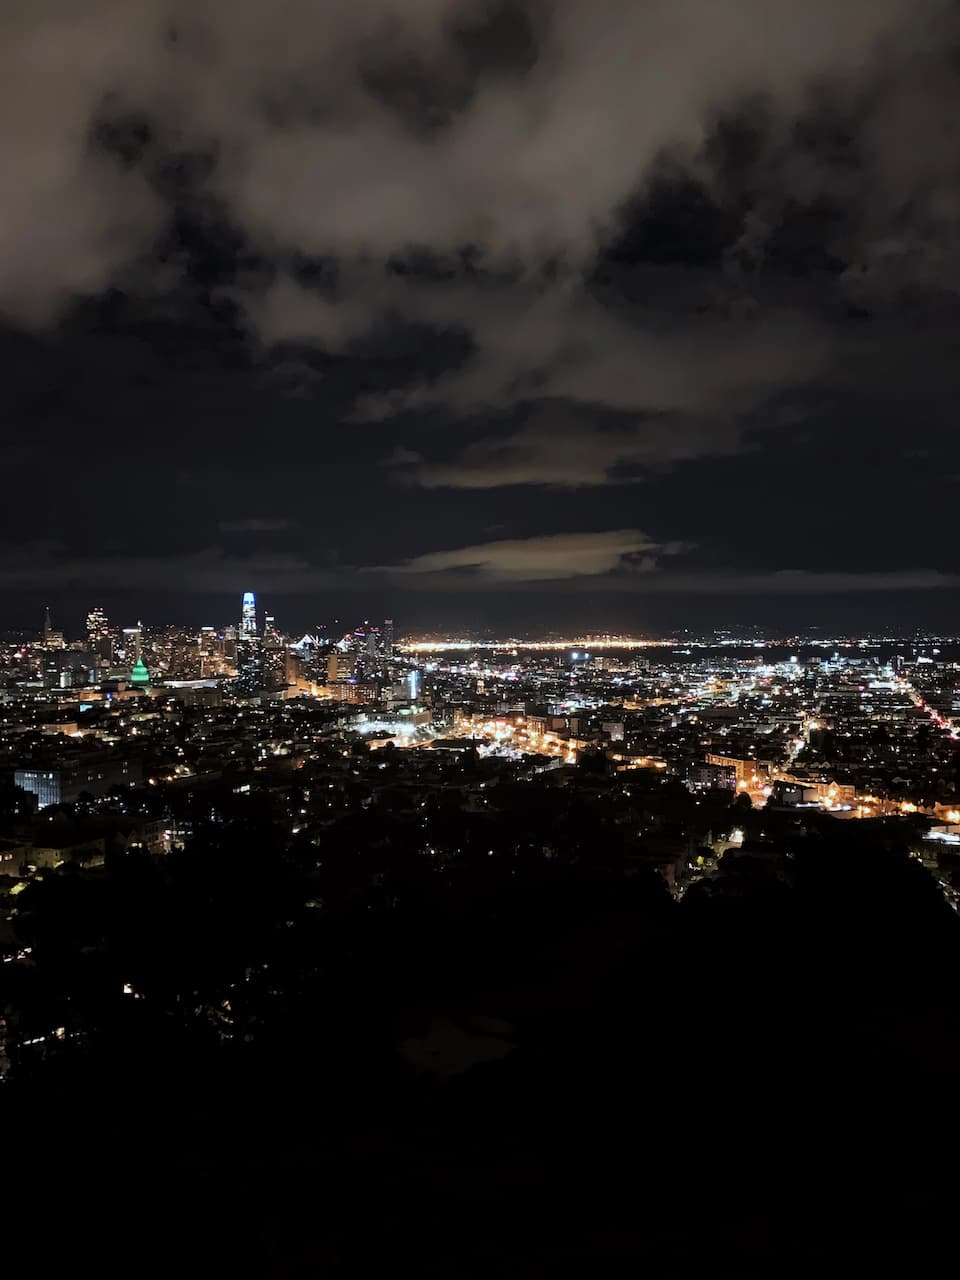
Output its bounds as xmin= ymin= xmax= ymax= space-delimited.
xmin=42 ymin=606 xmax=52 ymax=644
xmin=236 ymin=592 xmax=262 ymax=694
xmin=262 ymin=613 xmax=286 ymax=688
xmin=41 ymin=606 xmax=64 ymax=649
xmin=383 ymin=618 xmax=395 ymax=658
xmin=327 ymin=651 xmax=356 ymax=683
xmin=86 ymin=605 xmax=112 ymax=662
xmin=198 ymin=627 xmax=220 ymax=677
xmin=241 ymin=591 xmax=257 ymax=638
xmin=86 ymin=606 xmax=108 ymax=642
xmin=121 ymin=626 xmax=142 ymax=663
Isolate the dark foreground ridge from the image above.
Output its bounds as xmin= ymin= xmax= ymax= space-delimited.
xmin=3 ymin=771 xmax=959 ymax=1275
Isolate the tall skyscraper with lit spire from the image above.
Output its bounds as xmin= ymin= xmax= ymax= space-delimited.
xmin=241 ymin=591 xmax=257 ymax=638
xmin=236 ymin=591 xmax=262 ymax=694
xmin=42 ymin=605 xmax=63 ymax=650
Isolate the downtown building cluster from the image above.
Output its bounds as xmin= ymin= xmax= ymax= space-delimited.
xmin=6 ymin=595 xmax=400 ymax=698
xmin=0 ymin=594 xmax=407 ymax=822
xmin=0 ymin=613 xmax=958 ymax=899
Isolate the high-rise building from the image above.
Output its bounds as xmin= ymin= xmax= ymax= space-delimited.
xmin=262 ymin=613 xmax=286 ymax=688
xmin=383 ymin=618 xmax=395 ymax=658
xmin=235 ymin=641 xmax=262 ymax=695
xmin=198 ymin=627 xmax=222 ymax=677
xmin=41 ymin=606 xmax=64 ymax=650
xmin=86 ymin=606 xmax=107 ymax=642
xmin=237 ymin=594 xmax=261 ymax=694
xmin=121 ymin=626 xmax=142 ymax=664
xmin=241 ymin=591 xmax=257 ymax=638
xmin=285 ymin=650 xmax=306 ymax=684
xmin=86 ymin=606 xmax=112 ymax=663
xmin=327 ymin=652 xmax=356 ymax=683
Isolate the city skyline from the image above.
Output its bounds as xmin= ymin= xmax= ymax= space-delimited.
xmin=16 ymin=594 xmax=960 ymax=647
xmin=8 ymin=587 xmax=960 ymax=642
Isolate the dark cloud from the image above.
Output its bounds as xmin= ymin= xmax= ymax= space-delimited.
xmin=341 ymin=266 xmax=825 ymax=425
xmin=0 ymin=542 xmax=335 ymax=595
xmin=1 ymin=1 xmax=959 ymax=630
xmin=218 ymin=517 xmax=295 ymax=533
xmin=616 ymin=569 xmax=960 ymax=596
xmin=396 ymin=404 xmax=732 ymax=489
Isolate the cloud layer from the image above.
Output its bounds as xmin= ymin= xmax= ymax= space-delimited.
xmin=3 ymin=1 xmax=960 ymax=627
xmin=377 ymin=528 xmax=677 ymax=580
xmin=0 ymin=539 xmax=953 ymax=600
xmin=397 ymin=404 xmax=735 ymax=489
xmin=2 ymin=2 xmax=948 ymax=324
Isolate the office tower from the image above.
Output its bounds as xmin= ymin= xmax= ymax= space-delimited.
xmin=235 ymin=640 xmax=262 ymax=695
xmin=241 ymin=591 xmax=257 ymax=638
xmin=41 ymin=605 xmax=64 ymax=650
xmin=198 ymin=626 xmax=216 ymax=658
xmin=327 ymin=651 xmax=357 ymax=683
xmin=236 ymin=594 xmax=262 ymax=694
xmin=285 ymin=650 xmax=306 ymax=684
xmin=383 ymin=618 xmax=394 ymax=658
xmin=262 ymin=613 xmax=285 ymax=688
xmin=122 ymin=626 xmax=142 ymax=663
xmin=223 ymin=625 xmax=238 ymax=662
xmin=198 ymin=627 xmax=220 ymax=677
xmin=86 ymin=605 xmax=112 ymax=662
xmin=86 ymin=606 xmax=108 ymax=642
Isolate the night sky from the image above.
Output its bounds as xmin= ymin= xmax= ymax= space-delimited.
xmin=2 ymin=0 xmax=959 ymax=635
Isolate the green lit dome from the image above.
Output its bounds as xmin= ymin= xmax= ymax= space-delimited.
xmin=130 ymin=657 xmax=151 ymax=685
